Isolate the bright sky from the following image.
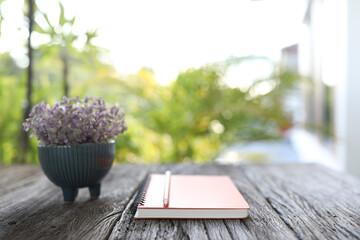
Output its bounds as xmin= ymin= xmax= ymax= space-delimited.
xmin=0 ymin=0 xmax=306 ymax=85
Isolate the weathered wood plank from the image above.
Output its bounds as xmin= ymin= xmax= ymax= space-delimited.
xmin=185 ymin=164 xmax=297 ymax=240
xmin=0 ymin=165 xmax=42 ymax=196
xmin=109 ymin=164 xmax=297 ymax=240
xmin=0 ymin=164 xmax=151 ymax=240
xmin=108 ymin=164 xmax=211 ymax=240
xmin=3 ymin=163 xmax=359 ymax=240
xmin=242 ymin=163 xmax=360 ymax=240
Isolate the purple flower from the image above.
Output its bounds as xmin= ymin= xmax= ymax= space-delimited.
xmin=23 ymin=96 xmax=127 ymax=146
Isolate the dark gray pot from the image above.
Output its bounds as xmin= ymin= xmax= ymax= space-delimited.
xmin=38 ymin=141 xmax=115 ymax=204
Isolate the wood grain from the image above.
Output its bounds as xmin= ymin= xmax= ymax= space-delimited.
xmin=0 ymin=165 xmax=42 ymax=196
xmin=109 ymin=164 xmax=211 ymax=240
xmin=0 ymin=164 xmax=151 ymax=240
xmin=1 ymin=163 xmax=360 ymax=240
xmin=242 ymin=163 xmax=360 ymax=240
xmin=109 ymin=164 xmax=297 ymax=240
xmin=184 ymin=164 xmax=298 ymax=240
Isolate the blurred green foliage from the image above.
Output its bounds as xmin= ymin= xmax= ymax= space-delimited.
xmin=0 ymin=0 xmax=300 ymax=165
xmin=1 ymin=52 xmax=299 ymax=164
xmin=0 ymin=53 xmax=298 ymax=164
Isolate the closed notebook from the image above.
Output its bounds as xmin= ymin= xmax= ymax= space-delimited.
xmin=132 ymin=174 xmax=250 ymax=219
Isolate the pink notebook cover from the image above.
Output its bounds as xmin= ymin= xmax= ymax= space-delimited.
xmin=136 ymin=174 xmax=250 ymax=218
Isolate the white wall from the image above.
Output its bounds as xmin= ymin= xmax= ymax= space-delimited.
xmin=324 ymin=0 xmax=360 ymax=177
xmin=299 ymin=0 xmax=360 ymax=177
xmin=342 ymin=0 xmax=360 ymax=177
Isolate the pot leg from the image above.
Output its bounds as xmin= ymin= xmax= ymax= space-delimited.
xmin=61 ymin=187 xmax=78 ymax=204
xmin=89 ymin=183 xmax=101 ymax=200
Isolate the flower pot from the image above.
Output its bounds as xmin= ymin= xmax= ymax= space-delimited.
xmin=38 ymin=141 xmax=115 ymax=204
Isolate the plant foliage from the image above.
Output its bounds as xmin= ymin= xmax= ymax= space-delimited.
xmin=23 ymin=96 xmax=127 ymax=146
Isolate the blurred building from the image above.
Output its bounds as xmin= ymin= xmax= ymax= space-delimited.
xmin=291 ymin=0 xmax=360 ymax=177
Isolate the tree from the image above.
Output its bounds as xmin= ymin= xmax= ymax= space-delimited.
xmin=120 ymin=57 xmax=300 ymax=163
xmin=36 ymin=2 xmax=99 ymax=97
xmin=17 ymin=0 xmax=34 ymax=163
xmin=0 ymin=0 xmax=116 ymax=165
xmin=35 ymin=2 xmax=76 ymax=96
xmin=0 ymin=0 xmax=4 ymax=35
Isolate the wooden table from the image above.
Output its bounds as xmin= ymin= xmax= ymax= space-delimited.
xmin=1 ymin=163 xmax=360 ymax=240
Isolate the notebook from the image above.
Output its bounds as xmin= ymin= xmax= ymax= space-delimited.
xmin=132 ymin=173 xmax=250 ymax=219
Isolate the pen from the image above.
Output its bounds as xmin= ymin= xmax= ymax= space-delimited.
xmin=163 ymin=170 xmax=171 ymax=207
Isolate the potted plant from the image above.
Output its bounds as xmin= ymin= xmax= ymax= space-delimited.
xmin=23 ymin=96 xmax=127 ymax=204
